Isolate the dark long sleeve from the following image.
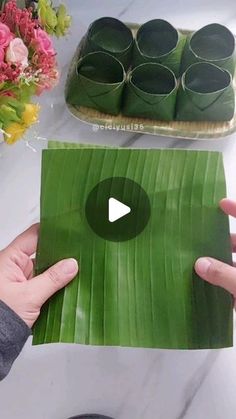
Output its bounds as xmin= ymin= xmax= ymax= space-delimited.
xmin=0 ymin=300 xmax=31 ymax=381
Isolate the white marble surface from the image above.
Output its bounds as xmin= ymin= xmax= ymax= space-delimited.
xmin=0 ymin=1 xmax=236 ymax=418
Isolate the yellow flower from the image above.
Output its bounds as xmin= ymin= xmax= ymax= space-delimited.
xmin=22 ymin=104 xmax=40 ymax=126
xmin=4 ymin=123 xmax=27 ymax=145
xmin=4 ymin=104 xmax=40 ymax=144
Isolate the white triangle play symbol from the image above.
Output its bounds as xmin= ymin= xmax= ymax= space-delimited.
xmin=108 ymin=197 xmax=131 ymax=223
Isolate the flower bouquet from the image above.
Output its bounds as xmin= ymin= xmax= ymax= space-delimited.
xmin=0 ymin=0 xmax=71 ymax=144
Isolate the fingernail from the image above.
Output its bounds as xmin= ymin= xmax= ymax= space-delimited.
xmin=59 ymin=258 xmax=78 ymax=275
xmin=195 ymin=258 xmax=212 ymax=275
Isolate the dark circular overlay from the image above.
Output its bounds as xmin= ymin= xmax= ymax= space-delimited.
xmin=67 ymin=415 xmax=114 ymax=419
xmin=85 ymin=177 xmax=151 ymax=242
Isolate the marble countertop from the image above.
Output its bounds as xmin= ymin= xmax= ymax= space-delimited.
xmin=0 ymin=1 xmax=236 ymax=418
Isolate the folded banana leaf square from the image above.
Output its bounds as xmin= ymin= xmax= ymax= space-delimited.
xmin=81 ymin=17 xmax=134 ymax=70
xmin=181 ymin=23 xmax=236 ymax=76
xmin=123 ymin=63 xmax=178 ymax=120
xmin=33 ymin=145 xmax=233 ymax=349
xmin=65 ymin=51 xmax=125 ymax=115
xmin=132 ymin=19 xmax=186 ymax=77
xmin=177 ymin=63 xmax=235 ymax=121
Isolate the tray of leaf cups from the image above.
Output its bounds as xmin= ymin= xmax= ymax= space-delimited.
xmin=65 ymin=17 xmax=236 ymax=140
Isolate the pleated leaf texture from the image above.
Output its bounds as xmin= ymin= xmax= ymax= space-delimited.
xmin=33 ymin=145 xmax=233 ymax=349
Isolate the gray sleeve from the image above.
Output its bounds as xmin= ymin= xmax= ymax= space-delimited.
xmin=0 ymin=300 xmax=31 ymax=381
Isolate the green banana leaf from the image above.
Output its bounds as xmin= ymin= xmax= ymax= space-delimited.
xmin=122 ymin=63 xmax=178 ymax=120
xmin=181 ymin=23 xmax=236 ymax=76
xmin=176 ymin=62 xmax=235 ymax=121
xmin=65 ymin=51 xmax=125 ymax=115
xmin=81 ymin=17 xmax=133 ymax=70
xmin=48 ymin=140 xmax=112 ymax=149
xmin=132 ymin=19 xmax=186 ymax=77
xmin=33 ymin=143 xmax=233 ymax=349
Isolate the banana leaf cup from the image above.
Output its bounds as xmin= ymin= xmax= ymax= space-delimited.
xmin=181 ymin=23 xmax=236 ymax=76
xmin=123 ymin=63 xmax=178 ymax=121
xmin=132 ymin=19 xmax=186 ymax=76
xmin=65 ymin=51 xmax=126 ymax=116
xmin=176 ymin=62 xmax=235 ymax=121
xmin=81 ymin=17 xmax=133 ymax=70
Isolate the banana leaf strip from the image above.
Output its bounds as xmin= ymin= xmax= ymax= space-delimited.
xmin=132 ymin=19 xmax=186 ymax=76
xmin=48 ymin=141 xmax=111 ymax=149
xmin=123 ymin=63 xmax=178 ymax=120
xmin=81 ymin=17 xmax=133 ymax=70
xmin=181 ymin=23 xmax=236 ymax=76
xmin=33 ymin=144 xmax=233 ymax=349
xmin=176 ymin=62 xmax=235 ymax=121
xmin=65 ymin=51 xmax=125 ymax=115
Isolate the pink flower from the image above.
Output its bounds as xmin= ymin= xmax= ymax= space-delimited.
xmin=0 ymin=2 xmax=59 ymax=90
xmin=5 ymin=38 xmax=29 ymax=68
xmin=0 ymin=23 xmax=13 ymax=48
xmin=0 ymin=61 xmax=21 ymax=83
xmin=33 ymin=28 xmax=55 ymax=55
xmin=0 ymin=48 xmax=4 ymax=64
xmin=1 ymin=1 xmax=36 ymax=44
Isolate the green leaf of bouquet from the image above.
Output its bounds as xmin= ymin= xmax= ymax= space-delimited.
xmin=46 ymin=9 xmax=57 ymax=30
xmin=55 ymin=4 xmax=72 ymax=37
xmin=33 ymin=142 xmax=233 ymax=349
xmin=0 ymin=104 xmax=21 ymax=124
xmin=6 ymin=97 xmax=25 ymax=114
xmin=0 ymin=96 xmax=25 ymax=126
xmin=0 ymin=0 xmax=6 ymax=10
xmin=1 ymin=0 xmax=27 ymax=9
xmin=16 ymin=0 xmax=27 ymax=8
xmin=19 ymin=83 xmax=37 ymax=103
xmin=38 ymin=0 xmax=57 ymax=30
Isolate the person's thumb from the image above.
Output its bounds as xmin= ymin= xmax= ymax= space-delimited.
xmin=195 ymin=257 xmax=236 ymax=296
xmin=28 ymin=258 xmax=78 ymax=306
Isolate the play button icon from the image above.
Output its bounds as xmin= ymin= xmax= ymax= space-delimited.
xmin=109 ymin=198 xmax=131 ymax=223
xmin=85 ymin=177 xmax=151 ymax=242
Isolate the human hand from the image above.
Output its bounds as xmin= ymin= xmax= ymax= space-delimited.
xmin=195 ymin=199 xmax=236 ymax=302
xmin=0 ymin=224 xmax=78 ymax=328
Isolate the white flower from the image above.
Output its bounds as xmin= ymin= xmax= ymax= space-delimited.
xmin=6 ymin=38 xmax=29 ymax=69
